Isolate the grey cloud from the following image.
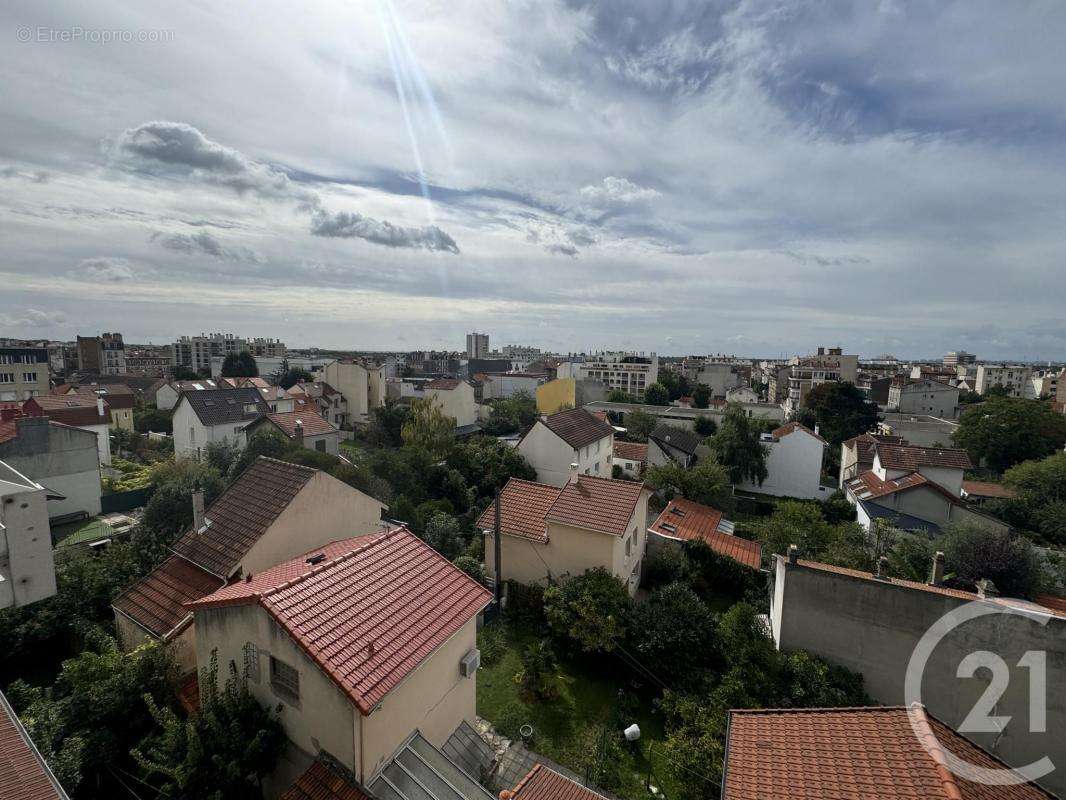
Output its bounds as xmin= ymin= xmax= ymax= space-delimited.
xmin=76 ymin=257 xmax=136 ymax=282
xmin=1 ymin=166 xmax=50 ymax=183
xmin=777 ymin=250 xmax=871 ymax=267
xmin=151 ymin=230 xmax=262 ymax=263
xmin=309 ymin=209 xmax=459 ymax=254
xmin=0 ymin=308 xmax=68 ymax=327
xmin=546 ymin=243 xmax=579 ymax=257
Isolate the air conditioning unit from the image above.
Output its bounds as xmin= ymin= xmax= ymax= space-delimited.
xmin=459 ymin=648 xmax=480 ymax=678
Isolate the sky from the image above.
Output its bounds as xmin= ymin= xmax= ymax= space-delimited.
xmin=2 ymin=1 xmax=1066 ymax=360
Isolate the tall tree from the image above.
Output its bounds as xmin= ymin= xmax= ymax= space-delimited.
xmin=643 ymin=382 xmax=670 ymax=406
xmin=953 ymin=397 xmax=1066 ymax=473
xmin=220 ymin=351 xmax=259 ymax=378
xmin=622 ymin=408 xmax=657 ymax=441
xmin=798 ymin=382 xmax=879 ymax=472
xmin=401 ymin=397 xmax=456 ymax=459
xmin=940 ymin=523 xmax=1041 ymax=598
xmin=1002 ymin=452 xmax=1066 ymax=544
xmin=645 ymin=459 xmax=734 ymax=513
xmin=707 ymin=403 xmax=768 ymax=485
xmin=692 ymin=385 xmax=711 ymax=409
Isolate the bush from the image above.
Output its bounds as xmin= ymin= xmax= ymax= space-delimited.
xmin=504 ymin=581 xmax=546 ymax=630
xmin=941 ymin=524 xmax=1041 ymax=598
xmin=453 ymin=555 xmax=488 ymax=586
xmin=626 ymin=582 xmax=721 ymax=687
xmin=683 ymin=540 xmax=765 ymax=607
xmin=494 ymin=701 xmax=531 ymax=740
xmin=477 ymin=623 xmax=507 ymax=667
xmin=518 ymin=639 xmax=559 ymax=699
xmin=821 ymin=490 xmax=856 ymax=524
xmin=642 ymin=546 xmax=688 ymax=590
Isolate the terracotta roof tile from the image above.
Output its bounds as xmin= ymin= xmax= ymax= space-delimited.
xmin=612 ymin=441 xmax=648 ymax=462
xmin=842 ymin=433 xmax=906 ymax=463
xmin=723 ymin=705 xmax=1054 ymax=800
xmin=649 ymin=498 xmax=761 ymax=569
xmin=847 ymin=469 xmax=960 ymax=504
xmin=476 ymin=479 xmax=561 ymax=543
xmin=112 ymin=554 xmax=224 ymax=639
xmin=0 ymin=690 xmax=69 ymax=800
xmin=188 ymin=527 xmax=492 ymax=714
xmin=545 ymin=475 xmax=645 ymax=537
xmin=511 ymin=764 xmax=608 ymax=800
xmin=425 ymin=378 xmax=463 ymax=390
xmin=171 ymin=457 xmax=317 ymax=577
xmin=961 ymin=480 xmax=1016 ymax=500
xmin=771 ymin=420 xmax=827 ymax=444
xmin=876 ymin=442 xmax=973 ymax=471
xmin=24 ymin=395 xmax=109 ymax=427
xmin=540 ymin=408 xmax=614 ymax=449
xmin=250 ymin=410 xmax=338 ymax=438
xmin=281 ymin=760 xmax=372 ymax=800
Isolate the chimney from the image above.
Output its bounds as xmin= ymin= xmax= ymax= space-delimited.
xmin=813 ymin=424 xmax=820 ymax=437
xmin=929 ymin=551 xmax=944 ymax=585
xmin=977 ymin=579 xmax=999 ymax=599
xmin=500 ymin=792 xmax=515 ymax=800
xmin=192 ymin=489 xmax=205 ymax=532
xmin=787 ymin=544 xmax=799 ymax=565
xmin=96 ymin=397 xmax=105 ymax=418
xmin=875 ymin=556 xmax=889 ymax=579
xmin=817 ymin=346 xmax=825 ymax=356
xmin=568 ymin=462 xmax=580 ymax=485
xmin=294 ymin=418 xmax=304 ymax=448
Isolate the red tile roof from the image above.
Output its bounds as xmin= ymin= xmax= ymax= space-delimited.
xmin=511 ymin=764 xmax=608 ymax=800
xmin=280 ymin=760 xmax=372 ymax=800
xmin=24 ymin=395 xmax=109 ymax=427
xmin=847 ymin=470 xmax=960 ymax=505
xmin=723 ymin=705 xmax=1055 ymax=800
xmin=842 ymin=433 xmax=906 ymax=463
xmin=649 ymin=498 xmax=761 ymax=569
xmin=425 ymin=378 xmax=463 ymax=390
xmin=793 ymin=558 xmax=982 ymax=602
xmin=0 ymin=689 xmax=69 ymax=800
xmin=476 ymin=479 xmax=561 ymax=543
xmin=112 ymin=554 xmax=224 ymax=639
xmin=961 ymin=480 xmax=1016 ymax=500
xmin=171 ymin=457 xmax=317 ymax=577
xmin=187 ymin=527 xmax=492 ymax=714
xmin=771 ymin=420 xmax=826 ymax=444
xmin=875 ymin=442 xmax=973 ymax=471
xmin=612 ymin=441 xmax=648 ymax=462
xmin=539 ymin=408 xmax=614 ymax=449
xmin=251 ymin=410 xmax=338 ymax=438
xmin=545 ymin=475 xmax=645 ymax=537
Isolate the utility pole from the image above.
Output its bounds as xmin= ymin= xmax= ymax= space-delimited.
xmin=494 ymin=487 xmax=503 ymax=607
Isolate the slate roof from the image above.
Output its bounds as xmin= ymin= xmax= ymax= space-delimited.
xmin=188 ymin=527 xmax=492 ymax=714
xmin=856 ymin=500 xmax=942 ymax=535
xmin=476 ymin=479 xmax=561 ymax=543
xmin=545 ymin=475 xmax=645 ymax=537
xmin=281 ymin=760 xmax=372 ymax=800
xmin=249 ymin=410 xmax=338 ymax=439
xmin=0 ymin=689 xmax=70 ymax=800
xmin=612 ymin=441 xmax=648 ymax=462
xmin=112 ymin=554 xmax=224 ymax=639
xmin=648 ymin=498 xmax=760 ymax=569
xmin=649 ymin=423 xmax=702 ymax=455
xmin=511 ymin=764 xmax=608 ymax=800
xmin=771 ymin=420 xmax=826 ymax=444
xmin=181 ymin=387 xmax=271 ymax=427
xmin=540 ymin=408 xmax=614 ymax=449
xmin=722 ymin=705 xmax=1055 ymax=800
xmin=875 ymin=442 xmax=973 ymax=471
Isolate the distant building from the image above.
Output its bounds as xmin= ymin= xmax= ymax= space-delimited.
xmin=172 ymin=387 xmax=271 ymax=460
xmin=942 ymin=349 xmax=976 ymax=366
xmin=684 ymin=359 xmax=742 ymax=398
xmin=648 ymin=423 xmax=703 ymax=469
xmin=424 ymin=378 xmax=479 ymax=430
xmin=23 ymin=394 xmax=112 ymax=465
xmin=976 ymin=364 xmax=1032 ymax=397
xmin=611 ymin=440 xmax=647 ymax=478
xmin=1025 ymin=369 xmax=1061 ymax=400
xmin=466 ymin=331 xmax=490 ymax=359
xmin=887 ymin=377 xmax=960 ymax=419
xmin=0 ymin=346 xmax=49 ymax=401
xmin=317 ymin=360 xmax=385 ymax=426
xmin=579 ymin=351 xmax=658 ymax=399
xmin=153 ymin=378 xmax=221 ymax=411
xmin=75 ymin=335 xmax=102 ymax=373
xmin=0 ymin=459 xmax=58 ymax=609
xmin=124 ymin=348 xmax=170 ymax=376
xmin=247 ymin=337 xmax=287 ymax=358
xmin=170 ymin=332 xmax=248 ymax=372
xmin=783 ymin=346 xmax=857 ymax=415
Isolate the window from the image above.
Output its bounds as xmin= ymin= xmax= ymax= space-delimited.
xmin=270 ymin=655 xmax=299 ymax=698
xmin=0 ymin=373 xmax=13 ymax=384
xmin=243 ymin=642 xmax=260 ymax=681
xmin=625 ymin=535 xmax=631 ymax=557
xmin=593 ymin=461 xmax=599 ymax=472
xmin=315 ymin=439 xmax=326 ymax=452
xmin=189 ymin=427 xmax=196 ymax=443
xmin=22 ymin=372 xmax=37 ymax=382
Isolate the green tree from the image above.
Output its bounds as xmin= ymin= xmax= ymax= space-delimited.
xmin=707 ymin=403 xmax=768 ymax=485
xmin=452 ymin=555 xmax=487 ymax=585
xmin=606 ymin=389 xmax=638 ymax=403
xmin=142 ymin=459 xmax=225 ymax=546
xmin=1002 ymin=452 xmax=1066 ymax=543
xmin=518 ymin=639 xmax=560 ymax=700
xmin=367 ymin=400 xmax=410 ymax=447
xmin=692 ymin=385 xmax=711 ymax=409
xmin=940 ymin=523 xmax=1041 ymax=597
xmin=401 ymin=397 xmax=456 ymax=459
xmin=277 ymin=366 xmax=312 ymax=390
xmin=419 ymin=512 xmax=466 ymax=560
xmin=693 ymin=415 xmax=717 ymax=437
xmin=204 ymin=439 xmax=240 ymax=476
xmin=135 ymin=406 xmax=174 ymax=434
xmin=645 ymin=459 xmax=735 ymax=513
xmin=483 ymin=390 xmax=538 ymax=435
xmin=544 ymin=567 xmax=631 ymax=653
xmin=953 ymin=397 xmax=1066 ymax=473
xmin=753 ymin=501 xmax=836 ymax=560
xmin=643 ymin=382 xmax=670 ymax=406
xmin=658 ymin=369 xmax=693 ymax=402
xmin=171 ymin=365 xmax=198 ymax=381
xmin=622 ymin=409 xmax=657 ymax=441
xmin=445 ymin=436 xmax=536 ymax=503
xmin=133 ymin=652 xmax=286 ymax=800
xmin=220 ymin=351 xmax=259 ymax=378
xmin=798 ymin=381 xmax=879 ymax=452
xmin=626 ymin=582 xmax=721 ymax=687
xmin=227 ymin=430 xmax=292 ymax=479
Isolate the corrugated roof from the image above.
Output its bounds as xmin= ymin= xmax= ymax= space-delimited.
xmin=171 ymin=457 xmax=317 ymax=577
xmin=511 ymin=765 xmax=608 ymax=800
xmin=181 ymin=387 xmax=271 ymax=427
xmin=0 ymin=689 xmax=70 ymax=800
xmin=280 ymin=760 xmax=372 ymax=800
xmin=723 ymin=705 xmax=1055 ymax=800
xmin=876 ymin=443 xmax=973 ymax=471
xmin=540 ymin=408 xmax=614 ymax=449
xmin=648 ymin=498 xmax=760 ymax=569
xmin=475 ymin=479 xmax=561 ymax=543
xmin=612 ymin=441 xmax=648 ymax=462
xmin=545 ymin=475 xmax=644 ymax=537
xmin=112 ymin=554 xmax=224 ymax=639
xmin=188 ymin=527 xmax=492 ymax=714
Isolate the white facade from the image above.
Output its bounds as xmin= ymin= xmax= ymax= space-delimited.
xmin=480 ymin=373 xmax=544 ymax=401
xmin=317 ymin=361 xmax=384 ymax=426
xmin=0 ymin=461 xmax=57 ymax=609
xmin=1025 ymin=370 xmax=1061 ymax=400
xmin=516 ymin=422 xmax=613 ymax=486
xmin=172 ymin=397 xmax=253 ymax=461
xmin=687 ymin=361 xmax=742 ymax=398
xmin=737 ymin=424 xmax=830 ymax=500
xmin=975 ymin=364 xmax=1032 ymax=397
xmin=887 ymin=379 xmax=960 ymax=419
xmin=424 ymin=383 xmax=477 ymax=428
xmin=578 ymin=352 xmax=658 ymax=398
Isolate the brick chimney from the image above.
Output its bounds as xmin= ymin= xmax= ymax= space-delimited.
xmin=294 ymin=418 xmax=304 ymax=448
xmin=192 ymin=489 xmax=205 ymax=532
xmin=568 ymin=462 xmax=579 ymax=485
xmin=929 ymin=551 xmax=945 ymax=585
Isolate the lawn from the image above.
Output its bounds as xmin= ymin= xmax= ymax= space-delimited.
xmin=476 ymin=623 xmax=684 ymax=800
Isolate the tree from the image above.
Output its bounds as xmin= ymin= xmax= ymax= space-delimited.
xmin=172 ymin=365 xmax=198 ymax=381
xmin=142 ymin=459 xmax=225 ymax=546
xmin=418 ymin=512 xmax=466 ymax=560
xmin=220 ymin=351 xmax=259 ymax=378
xmin=953 ymin=397 xmax=1066 ymax=473
xmin=544 ymin=568 xmax=631 ymax=653
xmin=753 ymin=501 xmax=837 ymax=560
xmin=133 ymin=652 xmax=286 ymax=800
xmin=277 ymin=366 xmax=312 ymax=390
xmin=799 ymin=381 xmax=879 ymax=451
xmin=693 ymin=415 xmax=717 ymax=437
xmin=692 ymin=385 xmax=711 ymax=409
xmin=626 ymin=582 xmax=721 ymax=687
xmin=707 ymin=403 xmax=768 ymax=485
xmin=622 ymin=409 xmax=657 ymax=441
xmin=643 ymin=382 xmax=670 ymax=406
xmin=483 ymin=391 xmax=538 ymax=436
xmin=645 ymin=459 xmax=735 ymax=513
xmin=401 ymin=397 xmax=455 ymax=459
xmin=606 ymin=389 xmax=638 ymax=403
xmin=367 ymin=400 xmax=410 ymax=447
xmin=204 ymin=439 xmax=240 ymax=476
xmin=227 ymin=429 xmax=292 ymax=479
xmin=657 ymin=369 xmax=693 ymax=402
xmin=452 ymin=555 xmax=487 ymax=585
xmin=445 ymin=436 xmax=536 ymax=503
xmin=135 ymin=406 xmax=173 ymax=434
xmin=518 ymin=639 xmax=560 ymax=700
xmin=1002 ymin=452 xmax=1066 ymax=544
xmin=940 ymin=523 xmax=1041 ymax=598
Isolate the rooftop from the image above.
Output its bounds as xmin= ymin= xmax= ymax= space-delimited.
xmin=875 ymin=442 xmax=973 ymax=472
xmin=475 ymin=479 xmax=561 ymax=543
xmin=425 ymin=378 xmax=464 ymax=391
xmin=112 ymin=554 xmax=224 ymax=639
xmin=181 ymin=387 xmax=271 ymax=427
xmin=612 ymin=440 xmax=648 ymax=462
xmin=846 ymin=469 xmax=959 ymax=504
xmin=771 ymin=421 xmax=826 ymax=445
xmin=510 ymin=764 xmax=608 ymax=800
xmin=649 ymin=423 xmax=702 ymax=455
xmin=0 ymin=689 xmax=71 ymax=800
xmin=26 ymin=394 xmax=109 ymax=427
xmin=250 ymin=410 xmax=339 ymax=438
xmin=961 ymin=480 xmax=1016 ymax=500
xmin=723 ymin=705 xmax=1054 ymax=800
xmin=539 ymin=408 xmax=614 ymax=450
xmin=281 ymin=760 xmax=371 ymax=800
xmin=188 ymin=527 xmax=492 ymax=714
xmin=545 ymin=475 xmax=645 ymax=537
xmin=648 ymin=498 xmax=760 ymax=569
xmin=842 ymin=433 xmax=906 ymax=463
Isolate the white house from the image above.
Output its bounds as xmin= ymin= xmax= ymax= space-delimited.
xmin=316 ymin=360 xmax=385 ymax=426
xmin=172 ymin=387 xmax=271 ymax=460
xmin=887 ymin=378 xmax=959 ymax=419
xmin=154 ymin=379 xmax=221 ymax=411
xmin=423 ymin=378 xmax=479 ymax=430
xmin=517 ymin=408 xmax=614 ymax=486
xmin=611 ymin=440 xmax=647 ymax=478
xmin=737 ymin=421 xmax=830 ymax=500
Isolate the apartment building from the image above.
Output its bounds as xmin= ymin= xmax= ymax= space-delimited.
xmin=1026 ymin=369 xmax=1061 ymax=400
xmin=579 ymin=351 xmax=658 ymax=398
xmin=683 ymin=359 xmax=742 ymax=398
xmin=0 ymin=347 xmax=49 ymax=402
xmin=100 ymin=333 xmax=126 ymax=374
xmin=887 ymin=377 xmax=960 ymax=418
xmin=317 ymin=360 xmax=385 ymax=426
xmin=975 ymin=363 xmax=1032 ymax=397
xmin=124 ymin=348 xmax=170 ymax=376
xmin=783 ymin=358 xmax=841 ymax=416
xmin=170 ymin=332 xmax=249 ymax=372
xmin=942 ymin=350 xmax=976 ymax=367
xmin=466 ymin=331 xmax=490 ymax=359
xmin=247 ymin=337 xmax=287 ymax=358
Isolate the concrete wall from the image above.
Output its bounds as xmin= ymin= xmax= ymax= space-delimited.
xmin=772 ymin=556 xmax=1066 ymax=796
xmin=0 ymin=420 xmax=101 ymax=519
xmin=426 ymin=384 xmax=477 ymax=428
xmin=891 ymin=381 xmax=960 ymax=419
xmin=321 ymin=362 xmax=372 ymax=424
xmin=156 ymin=383 xmax=180 ymax=411
xmin=737 ymin=431 xmax=827 ymax=500
xmin=0 ymin=463 xmax=57 ymax=608
xmin=879 ymin=413 xmax=959 ymax=448
xmin=517 ymin=423 xmax=612 ymax=487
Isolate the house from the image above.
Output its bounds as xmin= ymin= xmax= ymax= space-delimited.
xmin=838 ymin=432 xmax=905 ymax=485
xmin=478 ymin=472 xmax=650 ymax=595
xmin=55 ymin=384 xmax=136 ymax=430
xmin=736 ymin=421 xmax=830 ymax=500
xmin=0 ymin=459 xmax=58 ymax=609
xmin=0 ymin=345 xmax=49 ymax=402
xmin=424 ymin=378 xmax=479 ymax=430
xmin=506 ymin=764 xmax=608 ymax=800
xmin=612 ymin=440 xmax=647 ymax=478
xmin=291 ymin=381 xmax=348 ymax=428
xmin=112 ymin=457 xmax=386 ymax=673
xmin=887 ymin=377 xmax=960 ymax=419
xmin=154 ymin=378 xmax=221 ymax=411
xmin=516 ymin=408 xmax=614 ymax=486
xmin=724 ymin=386 xmax=759 ymax=404
xmin=187 ymin=526 xmax=492 ymax=792
xmin=243 ymin=410 xmax=342 ymax=454
xmin=172 ymin=387 xmax=271 ymax=460
xmin=23 ymin=394 xmax=111 ymax=465
xmin=647 ymin=423 xmax=702 ymax=469
xmin=647 ymin=497 xmax=760 ymax=569
xmin=0 ymin=415 xmax=102 ymax=520
xmin=318 ymin=360 xmax=385 ymax=426
xmin=0 ymin=688 xmax=71 ymax=799
xmin=769 ymin=551 xmax=1066 ymax=796
xmin=721 ymin=705 xmax=1054 ymax=799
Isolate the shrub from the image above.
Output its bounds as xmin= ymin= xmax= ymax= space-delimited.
xmin=477 ymin=623 xmax=507 ymax=667
xmin=504 ymin=581 xmax=547 ymax=630
xmin=518 ymin=639 xmax=559 ymax=700
xmin=453 ymin=555 xmax=487 ymax=586
xmin=544 ymin=568 xmax=631 ymax=654
xmin=683 ymin=540 xmax=765 ymax=606
xmin=642 ymin=546 xmax=688 ymax=590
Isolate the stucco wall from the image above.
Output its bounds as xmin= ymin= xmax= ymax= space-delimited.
xmin=0 ymin=470 xmax=56 ymax=608
xmin=485 ymin=523 xmax=617 ymax=587
xmin=0 ymin=422 xmax=101 ymax=518
xmin=772 ymin=556 xmax=1066 ymax=796
xmin=738 ymin=432 xmax=827 ymax=500
xmin=536 ymin=378 xmax=576 ymax=414
xmin=321 ymin=362 xmax=371 ymax=423
xmin=426 ymin=385 xmax=477 ymax=428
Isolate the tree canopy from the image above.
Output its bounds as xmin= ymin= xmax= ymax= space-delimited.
xmin=401 ymin=397 xmax=456 ymax=459
xmin=645 ymin=458 xmax=734 ymax=513
xmin=643 ymin=382 xmax=670 ymax=406
xmin=219 ymin=351 xmax=258 ymax=378
xmin=1001 ymin=452 xmax=1066 ymax=544
xmin=953 ymin=397 xmax=1066 ymax=473
xmin=797 ymin=382 xmax=879 ymax=449
xmin=940 ymin=523 xmax=1041 ymax=598
xmin=621 ymin=409 xmax=657 ymax=441
xmin=692 ymin=385 xmax=711 ymax=409
xmin=707 ymin=403 xmax=768 ymax=485
xmin=483 ymin=390 xmax=538 ymax=436
xmin=544 ymin=567 xmax=631 ymax=653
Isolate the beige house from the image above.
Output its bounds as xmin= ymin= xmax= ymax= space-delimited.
xmin=478 ymin=472 xmax=650 ymax=595
xmin=318 ymin=360 xmax=385 ymax=426
xmin=112 ymin=456 xmax=386 ymax=674
xmin=516 ymin=407 xmax=614 ymax=486
xmin=423 ymin=378 xmax=478 ymax=430
xmin=188 ymin=527 xmax=491 ymax=793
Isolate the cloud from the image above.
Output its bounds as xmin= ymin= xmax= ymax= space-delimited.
xmin=151 ymin=230 xmax=262 ymax=262
xmin=309 ymin=209 xmax=459 ymax=254
xmin=579 ymin=177 xmax=661 ymax=207
xmin=0 ymin=308 xmax=67 ymax=328
xmin=76 ymin=257 xmax=136 ymax=282
xmin=546 ymin=243 xmax=579 ymax=257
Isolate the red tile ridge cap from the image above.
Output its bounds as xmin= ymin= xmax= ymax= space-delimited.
xmin=907 ymin=703 xmax=964 ymax=800
xmin=511 ymin=764 xmax=543 ymax=796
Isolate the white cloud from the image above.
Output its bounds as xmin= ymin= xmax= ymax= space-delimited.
xmin=75 ymin=257 xmax=136 ymax=282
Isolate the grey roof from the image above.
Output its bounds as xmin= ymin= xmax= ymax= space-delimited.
xmin=858 ymin=499 xmax=941 ymax=535
xmin=649 ymin=423 xmax=702 ymax=455
xmin=370 ymin=732 xmax=495 ymax=800
xmin=540 ymin=408 xmax=614 ymax=449
xmin=181 ymin=387 xmax=271 ymax=426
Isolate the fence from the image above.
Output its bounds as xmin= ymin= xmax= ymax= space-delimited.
xmin=101 ymin=486 xmax=153 ymax=513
